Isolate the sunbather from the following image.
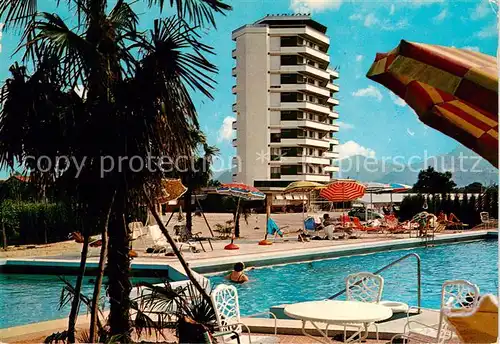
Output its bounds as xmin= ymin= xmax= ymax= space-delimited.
xmin=226 ymin=262 xmax=249 ymax=284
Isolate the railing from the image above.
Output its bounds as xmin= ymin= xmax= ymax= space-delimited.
xmin=328 ymin=253 xmax=422 ymax=313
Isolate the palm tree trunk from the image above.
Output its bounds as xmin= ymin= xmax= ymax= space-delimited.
xmin=107 ymin=193 xmax=132 ymax=340
xmin=89 ymin=194 xmax=115 ymax=343
xmin=67 ymin=228 xmax=90 ymax=343
xmin=2 ymin=218 xmax=7 ymax=250
xmin=145 ymin=192 xmax=212 ymax=306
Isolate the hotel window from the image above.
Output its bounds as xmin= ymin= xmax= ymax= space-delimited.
xmin=270 ymin=133 xmax=281 ymax=143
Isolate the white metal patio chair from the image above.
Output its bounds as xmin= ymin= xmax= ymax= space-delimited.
xmin=211 ymin=284 xmax=278 ymax=344
xmin=391 ymin=280 xmax=480 ymax=344
xmin=480 ymin=212 xmax=496 ymax=229
xmin=341 ymin=272 xmax=384 ymax=342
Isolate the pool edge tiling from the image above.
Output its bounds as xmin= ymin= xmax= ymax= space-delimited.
xmin=0 ymin=230 xmax=496 ymax=276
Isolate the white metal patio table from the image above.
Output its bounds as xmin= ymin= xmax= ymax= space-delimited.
xmin=284 ymin=300 xmax=393 ymax=343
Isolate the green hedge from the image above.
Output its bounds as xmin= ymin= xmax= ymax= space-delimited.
xmin=0 ymin=200 xmax=76 ymax=245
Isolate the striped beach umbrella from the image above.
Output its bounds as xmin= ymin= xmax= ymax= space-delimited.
xmin=367 ymin=40 xmax=498 ymax=167
xmin=216 ymin=183 xmax=265 ymax=249
xmin=283 ymin=181 xmax=325 ymax=194
xmin=388 ymin=183 xmax=412 ymax=193
xmin=320 ymin=180 xmax=366 ymax=202
xmin=216 ymin=183 xmax=265 ymax=200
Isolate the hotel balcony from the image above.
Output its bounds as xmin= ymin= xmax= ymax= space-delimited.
xmin=232 ymin=121 xmax=237 ymax=130
xmin=280 ymin=156 xmax=330 ymax=165
xmin=329 ymin=111 xmax=339 ymax=119
xmin=232 ymin=103 xmax=237 ymax=112
xmin=269 ymin=26 xmax=330 ymax=45
xmin=324 ymin=165 xmax=340 ymax=172
xmin=278 ymin=101 xmax=331 ymax=116
xmin=277 ymin=65 xmax=330 ymax=81
xmin=277 ymin=46 xmax=330 ymax=64
xmin=232 ymin=67 xmax=236 ymax=76
xmin=232 ymin=85 xmax=237 ymax=94
xmin=280 ymin=173 xmax=330 ymax=182
xmin=279 ymin=137 xmax=331 ymax=149
xmin=328 ymin=68 xmax=339 ymax=79
xmin=327 ymin=83 xmax=340 ymax=92
xmin=330 ymin=138 xmax=339 ymax=145
xmin=327 ymin=98 xmax=339 ymax=106
xmin=232 ymin=138 xmax=237 ymax=147
xmin=280 ymin=119 xmax=335 ymax=132
xmin=277 ymin=83 xmax=330 ymax=98
xmin=232 ymin=49 xmax=237 ymax=58
xmin=323 ymin=151 xmax=339 ymax=158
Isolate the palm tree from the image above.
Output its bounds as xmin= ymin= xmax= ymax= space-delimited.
xmin=0 ymin=0 xmax=230 ymax=341
xmin=181 ymin=130 xmax=219 ymax=235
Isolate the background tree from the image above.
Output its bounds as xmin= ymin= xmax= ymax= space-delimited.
xmin=180 ymin=130 xmax=219 ymax=236
xmin=464 ymin=182 xmax=484 ymax=193
xmin=413 ymin=167 xmax=457 ymax=194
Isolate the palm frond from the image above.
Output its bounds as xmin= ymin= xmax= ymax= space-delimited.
xmin=108 ymin=0 xmax=138 ymax=33
xmin=20 ymin=12 xmax=95 ymax=88
xmin=145 ymin=0 xmax=231 ymax=28
xmin=0 ymin=0 xmax=37 ymax=30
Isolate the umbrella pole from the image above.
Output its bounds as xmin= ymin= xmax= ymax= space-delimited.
xmin=302 ymin=192 xmax=306 ymax=230
xmin=370 ymin=192 xmax=373 ymax=221
xmin=233 ymin=197 xmax=241 ymax=243
xmin=195 ymin=194 xmax=214 ymax=237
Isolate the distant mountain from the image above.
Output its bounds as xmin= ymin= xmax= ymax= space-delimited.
xmin=340 ymin=146 xmax=498 ymax=187
xmin=212 ymin=169 xmax=233 ymax=183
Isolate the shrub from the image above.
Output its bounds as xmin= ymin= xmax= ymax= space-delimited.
xmin=0 ymin=200 xmax=76 ymax=245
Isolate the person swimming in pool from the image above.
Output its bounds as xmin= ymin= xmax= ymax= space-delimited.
xmin=226 ymin=262 xmax=249 ymax=284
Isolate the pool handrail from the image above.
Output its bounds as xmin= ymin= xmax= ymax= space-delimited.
xmin=328 ymin=253 xmax=422 ymax=313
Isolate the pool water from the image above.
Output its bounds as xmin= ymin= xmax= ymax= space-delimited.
xmin=0 ymin=275 xmax=160 ymax=329
xmin=209 ymin=240 xmax=498 ymax=316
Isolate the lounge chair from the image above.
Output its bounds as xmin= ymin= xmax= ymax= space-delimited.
xmin=352 ymin=217 xmax=381 ymax=233
xmin=148 ymin=224 xmax=199 ymax=255
xmin=211 ymin=284 xmax=277 ymax=343
xmin=174 ymin=224 xmax=213 ymax=252
xmin=382 ymin=215 xmax=411 ymax=235
xmin=129 ymin=221 xmax=148 ymax=249
xmin=391 ymin=280 xmax=481 ymax=344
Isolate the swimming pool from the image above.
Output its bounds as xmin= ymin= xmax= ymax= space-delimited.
xmin=209 ymin=240 xmax=498 ymax=316
xmin=0 ymin=275 xmax=161 ymax=329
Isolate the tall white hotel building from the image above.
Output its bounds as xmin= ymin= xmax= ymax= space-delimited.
xmin=231 ymin=14 xmax=340 ymax=193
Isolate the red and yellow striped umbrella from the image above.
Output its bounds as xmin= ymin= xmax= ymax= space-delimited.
xmin=367 ymin=40 xmax=498 ymax=167
xmin=320 ymin=180 xmax=366 ymax=202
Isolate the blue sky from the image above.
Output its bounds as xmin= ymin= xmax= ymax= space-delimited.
xmin=0 ymin=0 xmax=498 ymax=177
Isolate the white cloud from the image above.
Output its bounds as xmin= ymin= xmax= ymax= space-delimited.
xmin=349 ymin=13 xmax=363 ymax=21
xmin=475 ymin=23 xmax=498 ymax=39
xmin=217 ymin=116 xmax=235 ymax=142
xmin=350 ymin=12 xmax=408 ymax=31
xmin=433 ymin=9 xmax=447 ymax=22
xmin=290 ymin=0 xmax=343 ymax=13
xmin=462 ymin=46 xmax=481 ymax=52
xmin=337 ymin=121 xmax=355 ymax=130
xmin=389 ymin=92 xmax=406 ymax=107
xmin=338 ymin=140 xmax=376 ymax=160
xmin=352 ymin=85 xmax=383 ymax=102
xmin=471 ymin=0 xmax=491 ymax=20
xmin=364 ymin=13 xmax=379 ymax=27
xmin=404 ymin=0 xmax=444 ymax=6
xmin=389 ymin=4 xmax=395 ymax=15
xmin=355 ymin=55 xmax=364 ymax=62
